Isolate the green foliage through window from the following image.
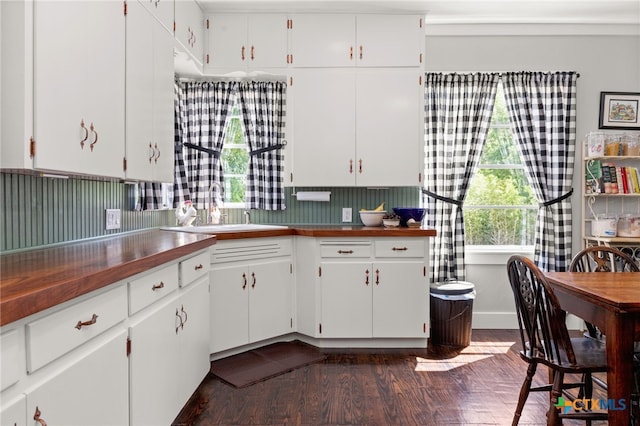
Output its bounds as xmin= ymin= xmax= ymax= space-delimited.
xmin=222 ymin=102 xmax=249 ymax=205
xmin=464 ymin=82 xmax=536 ymax=246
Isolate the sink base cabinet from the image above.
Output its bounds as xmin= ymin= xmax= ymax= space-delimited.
xmin=209 ymin=238 xmax=294 ymax=354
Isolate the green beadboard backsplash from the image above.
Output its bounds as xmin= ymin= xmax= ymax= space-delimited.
xmin=1 ymin=172 xmax=421 ymax=252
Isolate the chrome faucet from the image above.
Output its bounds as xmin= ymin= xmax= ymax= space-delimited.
xmin=207 ymin=182 xmax=224 ymax=224
xmin=244 ymin=210 xmax=251 ymax=224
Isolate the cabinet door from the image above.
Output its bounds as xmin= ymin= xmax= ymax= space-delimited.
xmin=247 ymin=14 xmax=289 ymax=69
xmin=33 ymin=1 xmax=125 ymax=178
xmin=126 ymin=1 xmax=175 ymax=183
xmin=151 ymin=21 xmax=176 ymax=183
xmin=210 ymin=263 xmax=250 ymax=353
xmin=207 ymin=14 xmax=247 ymax=69
xmin=356 ymin=15 xmax=423 ymax=67
xmin=177 ymin=277 xmax=210 ymax=408
xmin=372 ymin=261 xmax=427 ymax=338
xmin=289 ymin=14 xmax=355 ymax=67
xmin=320 ymin=262 xmax=372 ymax=338
xmin=129 ymin=297 xmax=181 ymax=426
xmin=249 ymin=259 xmax=293 ymax=343
xmin=291 ymin=69 xmax=356 ymax=186
xmin=26 ymin=330 xmax=129 ymax=426
xmin=356 ymin=68 xmax=423 ymax=186
xmin=175 ymin=0 xmax=204 ymax=66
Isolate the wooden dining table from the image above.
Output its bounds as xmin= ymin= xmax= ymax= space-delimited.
xmin=544 ymin=271 xmax=640 ymax=425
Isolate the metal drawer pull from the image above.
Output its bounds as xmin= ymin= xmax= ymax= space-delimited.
xmin=375 ymin=269 xmax=380 ymax=285
xmin=242 ymin=273 xmax=247 ymax=289
xmin=152 ymin=281 xmax=165 ymax=291
xmin=89 ymin=122 xmax=98 ymax=151
xmin=180 ymin=305 xmax=188 ymax=326
xmin=80 ymin=119 xmax=88 ymax=149
xmin=337 ymin=250 xmax=354 ymax=254
xmin=194 ymin=264 xmax=203 ymax=270
xmin=34 ymin=406 xmax=47 ymax=426
xmin=365 ymin=269 xmax=370 ymax=285
xmin=175 ymin=308 xmax=182 ymax=334
xmin=251 ymin=272 xmax=256 ymax=288
xmin=75 ymin=313 xmax=98 ymax=330
xmin=392 ymin=247 xmax=408 ymax=251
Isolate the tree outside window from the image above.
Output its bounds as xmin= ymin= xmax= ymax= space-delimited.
xmin=464 ymin=82 xmax=536 ymax=246
xmin=221 ymin=101 xmax=249 ymax=206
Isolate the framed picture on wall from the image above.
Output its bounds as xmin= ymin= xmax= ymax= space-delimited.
xmin=599 ymin=92 xmax=640 ymax=130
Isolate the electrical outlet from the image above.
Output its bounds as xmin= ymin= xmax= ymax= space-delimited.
xmin=342 ymin=208 xmax=352 ymax=222
xmin=106 ymin=209 xmax=121 ymax=230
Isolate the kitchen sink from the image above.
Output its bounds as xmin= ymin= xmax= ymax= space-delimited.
xmin=161 ymin=224 xmax=288 ymax=234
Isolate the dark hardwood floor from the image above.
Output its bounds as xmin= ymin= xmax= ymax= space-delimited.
xmin=174 ymin=330 xmax=609 ymax=425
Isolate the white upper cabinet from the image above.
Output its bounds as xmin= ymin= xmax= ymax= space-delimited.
xmin=289 ymin=14 xmax=355 ymax=67
xmin=174 ymin=0 xmax=205 ymax=68
xmin=126 ymin=0 xmax=175 ymax=183
xmin=32 ymin=1 xmax=126 ymax=178
xmin=138 ymin=0 xmax=174 ymax=33
xmin=290 ymin=68 xmax=423 ymax=187
xmin=289 ymin=14 xmax=424 ymax=68
xmin=206 ymin=14 xmax=289 ymax=70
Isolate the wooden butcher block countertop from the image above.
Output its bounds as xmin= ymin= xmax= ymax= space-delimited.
xmin=0 ymin=225 xmax=435 ymax=326
xmin=0 ymin=230 xmax=217 ymax=326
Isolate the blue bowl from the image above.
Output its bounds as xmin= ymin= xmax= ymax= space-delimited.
xmin=393 ymin=208 xmax=426 ymax=227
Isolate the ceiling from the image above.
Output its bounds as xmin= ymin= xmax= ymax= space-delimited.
xmin=195 ymin=0 xmax=640 ymax=25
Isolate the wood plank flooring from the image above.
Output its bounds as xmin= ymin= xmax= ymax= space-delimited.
xmin=174 ymin=330 xmax=609 ymax=426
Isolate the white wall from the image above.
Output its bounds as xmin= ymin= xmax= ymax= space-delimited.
xmin=424 ymin=25 xmax=640 ymax=329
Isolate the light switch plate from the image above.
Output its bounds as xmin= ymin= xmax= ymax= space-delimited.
xmin=342 ymin=208 xmax=352 ymax=223
xmin=106 ymin=209 xmax=121 ymax=230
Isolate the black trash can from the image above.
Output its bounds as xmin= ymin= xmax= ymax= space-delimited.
xmin=430 ymin=281 xmax=475 ymax=348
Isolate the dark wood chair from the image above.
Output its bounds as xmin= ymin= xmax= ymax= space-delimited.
xmin=507 ymin=255 xmax=608 ymax=425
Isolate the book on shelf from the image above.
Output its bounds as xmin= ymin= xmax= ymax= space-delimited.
xmin=601 ymin=162 xmax=612 ymax=194
xmin=585 ymin=159 xmax=602 ymax=194
xmin=620 ymin=166 xmax=630 ymax=193
xmin=631 ymin=167 xmax=640 ymax=193
xmin=606 ymin=163 xmax=619 ymax=194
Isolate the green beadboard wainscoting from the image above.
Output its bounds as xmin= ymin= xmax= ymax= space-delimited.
xmin=1 ymin=172 xmax=421 ymax=252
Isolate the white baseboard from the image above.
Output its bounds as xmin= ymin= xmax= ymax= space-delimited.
xmin=471 ymin=312 xmax=584 ymax=331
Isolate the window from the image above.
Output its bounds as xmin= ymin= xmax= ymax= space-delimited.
xmin=221 ymin=101 xmax=249 ymax=207
xmin=464 ymin=82 xmax=536 ymax=247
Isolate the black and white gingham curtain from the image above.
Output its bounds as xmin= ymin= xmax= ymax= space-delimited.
xmin=502 ymin=72 xmax=577 ymax=272
xmin=424 ymin=73 xmax=499 ymax=283
xmin=174 ymin=80 xmax=236 ymax=208
xmin=237 ymin=81 xmax=287 ymax=210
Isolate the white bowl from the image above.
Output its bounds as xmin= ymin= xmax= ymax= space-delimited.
xmin=383 ymin=219 xmax=400 ymax=228
xmin=359 ymin=211 xmax=386 ymax=227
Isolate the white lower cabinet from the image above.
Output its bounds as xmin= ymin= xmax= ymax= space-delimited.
xmin=310 ymin=238 xmax=429 ymax=339
xmin=210 ymin=238 xmax=293 ymax=353
xmin=129 ymin=255 xmax=210 ymax=426
xmin=25 ymin=329 xmax=129 ymax=426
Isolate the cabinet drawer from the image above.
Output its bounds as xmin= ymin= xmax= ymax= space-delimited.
xmin=26 ymin=284 xmax=127 ymax=373
xmin=375 ymin=240 xmax=426 ymax=258
xmin=180 ymin=250 xmax=210 ymax=287
xmin=129 ymin=263 xmax=179 ymax=315
xmin=1 ymin=328 xmax=22 ymax=391
xmin=320 ymin=243 xmax=371 ymax=258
